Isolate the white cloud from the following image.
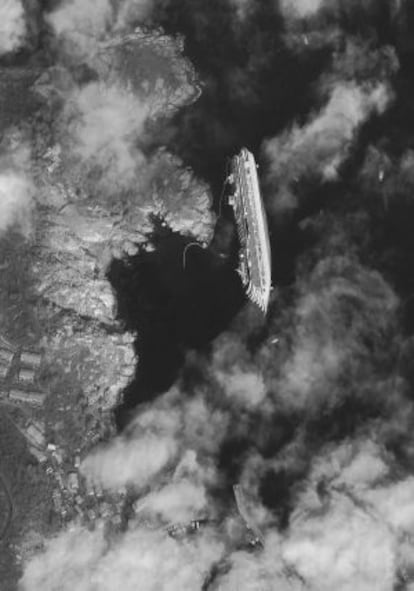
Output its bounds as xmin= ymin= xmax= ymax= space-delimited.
xmin=47 ymin=0 xmax=113 ymax=39
xmin=63 ymin=82 xmax=149 ymax=195
xmin=0 ymin=171 xmax=33 ymax=237
xmin=20 ymin=525 xmax=224 ymax=591
xmin=279 ymin=0 xmax=326 ymax=19
xmin=46 ymin=0 xmax=154 ymax=59
xmin=284 ymin=495 xmax=395 ymax=591
xmin=0 ymin=0 xmax=26 ymax=55
xmin=265 ymin=83 xmax=391 ymax=189
xmin=136 ymin=479 xmax=208 ymax=523
xmin=0 ymin=136 xmax=33 ymax=238
xmin=81 ymin=433 xmax=178 ymax=491
xmin=115 ymin=0 xmax=154 ymax=30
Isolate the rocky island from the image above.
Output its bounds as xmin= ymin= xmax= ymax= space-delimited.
xmin=0 ymin=23 xmax=215 ymax=590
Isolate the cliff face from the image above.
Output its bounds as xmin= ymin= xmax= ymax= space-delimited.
xmin=0 ymin=27 xmax=215 ymax=589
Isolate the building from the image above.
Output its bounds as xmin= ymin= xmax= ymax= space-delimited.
xmin=227 ymin=148 xmax=272 ymax=313
xmin=9 ymin=388 xmax=46 ymax=406
xmin=25 ymin=421 xmax=46 ymax=448
xmin=17 ymin=367 xmax=36 ymax=385
xmin=20 ymin=351 xmax=42 ymax=370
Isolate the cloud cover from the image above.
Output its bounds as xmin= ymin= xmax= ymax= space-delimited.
xmin=61 ymin=81 xmax=150 ymax=197
xmin=0 ymin=0 xmax=27 ymax=55
xmin=20 ymin=525 xmax=224 ymax=591
xmin=46 ymin=0 xmax=155 ymax=58
xmin=0 ymin=171 xmax=32 ymax=236
xmin=265 ymin=82 xmax=390 ymax=184
xmin=279 ymin=0 xmax=326 ymax=20
xmin=18 ymin=0 xmax=414 ymax=589
xmin=0 ymin=134 xmax=34 ymax=238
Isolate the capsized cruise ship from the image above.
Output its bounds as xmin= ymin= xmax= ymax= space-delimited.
xmin=227 ymin=148 xmax=272 ymax=313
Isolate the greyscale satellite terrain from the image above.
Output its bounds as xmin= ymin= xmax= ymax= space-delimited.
xmin=2 ymin=1 xmax=414 ymax=591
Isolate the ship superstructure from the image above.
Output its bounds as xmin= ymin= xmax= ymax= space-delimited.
xmin=228 ymin=148 xmax=272 ymax=313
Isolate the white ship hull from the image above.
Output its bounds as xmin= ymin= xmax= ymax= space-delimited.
xmin=228 ymin=148 xmax=272 ymax=313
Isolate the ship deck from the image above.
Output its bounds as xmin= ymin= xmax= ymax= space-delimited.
xmin=231 ymin=149 xmax=271 ymax=310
